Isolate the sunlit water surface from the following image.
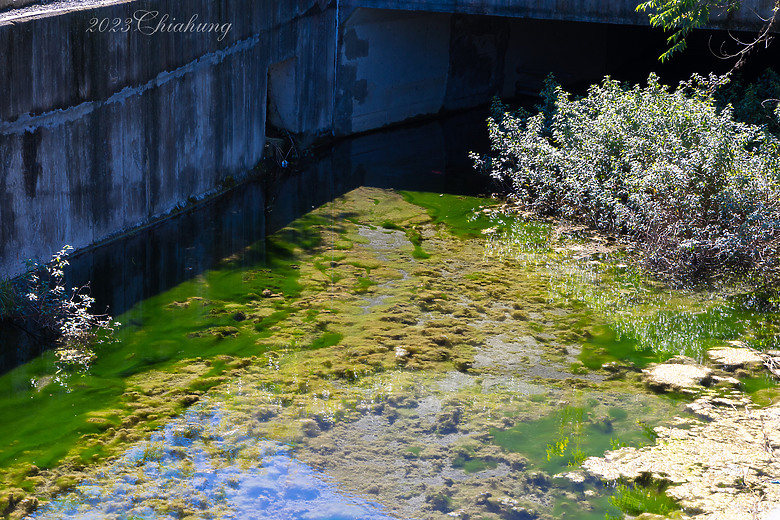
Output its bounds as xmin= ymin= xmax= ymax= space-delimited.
xmin=2 ymin=114 xmax=778 ymax=520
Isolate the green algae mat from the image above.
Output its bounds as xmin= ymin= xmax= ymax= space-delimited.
xmin=2 ymin=187 xmax=779 ymax=519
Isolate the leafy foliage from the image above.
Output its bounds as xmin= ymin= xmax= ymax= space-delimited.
xmin=1 ymin=246 xmax=119 ymax=367
xmin=715 ymin=68 xmax=780 ymax=135
xmin=473 ymin=74 xmax=780 ymax=286
xmin=638 ymin=0 xmax=779 ymax=64
xmin=637 ymin=0 xmax=742 ymax=61
xmin=609 ymin=482 xmax=679 ymax=516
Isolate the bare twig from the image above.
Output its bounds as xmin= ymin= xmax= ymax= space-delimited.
xmin=711 ymin=0 xmax=780 ymax=70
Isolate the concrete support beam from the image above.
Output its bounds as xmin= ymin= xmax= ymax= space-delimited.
xmin=336 ymin=9 xmax=451 ymax=134
xmin=334 ymin=8 xmax=646 ymax=135
xmin=341 ymin=0 xmax=777 ymax=33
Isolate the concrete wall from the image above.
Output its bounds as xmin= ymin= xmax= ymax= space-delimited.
xmin=0 ymin=0 xmax=39 ymax=12
xmin=335 ymin=9 xmax=451 ymax=134
xmin=0 ymin=0 xmax=336 ymax=277
xmin=335 ymin=8 xmax=671 ymax=135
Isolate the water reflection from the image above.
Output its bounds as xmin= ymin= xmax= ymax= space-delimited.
xmin=29 ymin=399 xmax=399 ymax=520
xmin=1 ymin=109 xmax=492 ymax=373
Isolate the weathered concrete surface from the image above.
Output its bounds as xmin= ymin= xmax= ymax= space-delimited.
xmin=334 ymin=9 xmax=658 ymax=135
xmin=0 ymin=0 xmax=335 ymax=277
xmin=335 ymin=9 xmax=452 ymax=134
xmin=342 ymin=0 xmax=778 ymax=33
xmin=0 ymin=0 xmax=39 ymax=11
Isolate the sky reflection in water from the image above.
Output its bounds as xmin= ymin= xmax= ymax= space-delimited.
xmin=30 ymin=400 xmax=400 ymax=520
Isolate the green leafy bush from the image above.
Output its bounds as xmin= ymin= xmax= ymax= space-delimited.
xmin=716 ymin=68 xmax=780 ymax=136
xmin=474 ymin=74 xmax=780 ymax=285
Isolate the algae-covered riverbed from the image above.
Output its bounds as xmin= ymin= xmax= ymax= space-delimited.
xmin=2 ymin=186 xmax=780 ymax=519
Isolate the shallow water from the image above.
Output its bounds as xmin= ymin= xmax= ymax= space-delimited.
xmin=2 ymin=157 xmax=780 ymax=518
xmin=28 ymin=398 xmax=396 ymax=520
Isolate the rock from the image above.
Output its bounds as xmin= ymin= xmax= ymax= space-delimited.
xmin=254 ymin=406 xmax=279 ymax=421
xmin=383 ymin=407 xmax=400 ymax=424
xmin=559 ymin=471 xmax=586 ymax=484
xmin=707 ymin=347 xmax=764 ymax=371
xmin=527 ymin=471 xmax=551 ymax=489
xmin=686 ymin=395 xmax=751 ymax=420
xmin=665 ymin=355 xmax=698 ymax=365
xmin=178 ymin=394 xmax=200 ymax=407
xmin=685 ymin=399 xmax=719 ymax=421
xmin=602 ymin=361 xmax=635 ymax=373
xmin=710 ymin=396 xmax=750 ymax=407
xmin=435 ymin=407 xmax=462 ymax=433
xmin=642 ymin=358 xmax=712 ymax=392
xmin=187 ymin=326 xmax=239 ymax=339
xmin=299 ymin=419 xmax=321 ymax=437
xmin=475 ymin=492 xmax=491 ymax=505
xmin=503 ymin=452 xmax=528 ymax=470
xmin=710 ymin=374 xmax=741 ymax=388
xmin=386 ymin=394 xmax=417 ymax=408
xmin=453 ymin=358 xmax=473 ymax=372
xmin=584 ymin=400 xmax=780 ymax=519
xmin=16 ymin=496 xmax=38 ymax=514
xmin=765 ymin=507 xmax=780 ymax=520
xmin=486 ymin=496 xmax=538 ymax=519
xmin=427 ymin=491 xmax=453 ymax=512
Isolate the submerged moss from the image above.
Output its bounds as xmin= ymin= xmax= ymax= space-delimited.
xmin=2 ymin=186 xmax=779 ymax=519
xmin=399 ymin=191 xmax=501 ymax=238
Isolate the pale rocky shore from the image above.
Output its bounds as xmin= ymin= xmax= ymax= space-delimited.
xmin=583 ymin=345 xmax=780 ymax=520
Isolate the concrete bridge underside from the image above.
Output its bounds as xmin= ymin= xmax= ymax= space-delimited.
xmin=343 ymin=0 xmax=776 ymax=31
xmin=333 ymin=8 xmax=641 ymax=135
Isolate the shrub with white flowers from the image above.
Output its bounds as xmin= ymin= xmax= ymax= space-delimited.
xmin=0 ymin=246 xmax=118 ymax=367
xmin=474 ymin=73 xmax=780 ymax=285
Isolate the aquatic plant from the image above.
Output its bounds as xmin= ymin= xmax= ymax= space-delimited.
xmin=608 ymin=481 xmax=680 ymax=517
xmin=475 ymin=73 xmax=780 ymax=287
xmin=0 ymin=246 xmax=119 ymax=363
